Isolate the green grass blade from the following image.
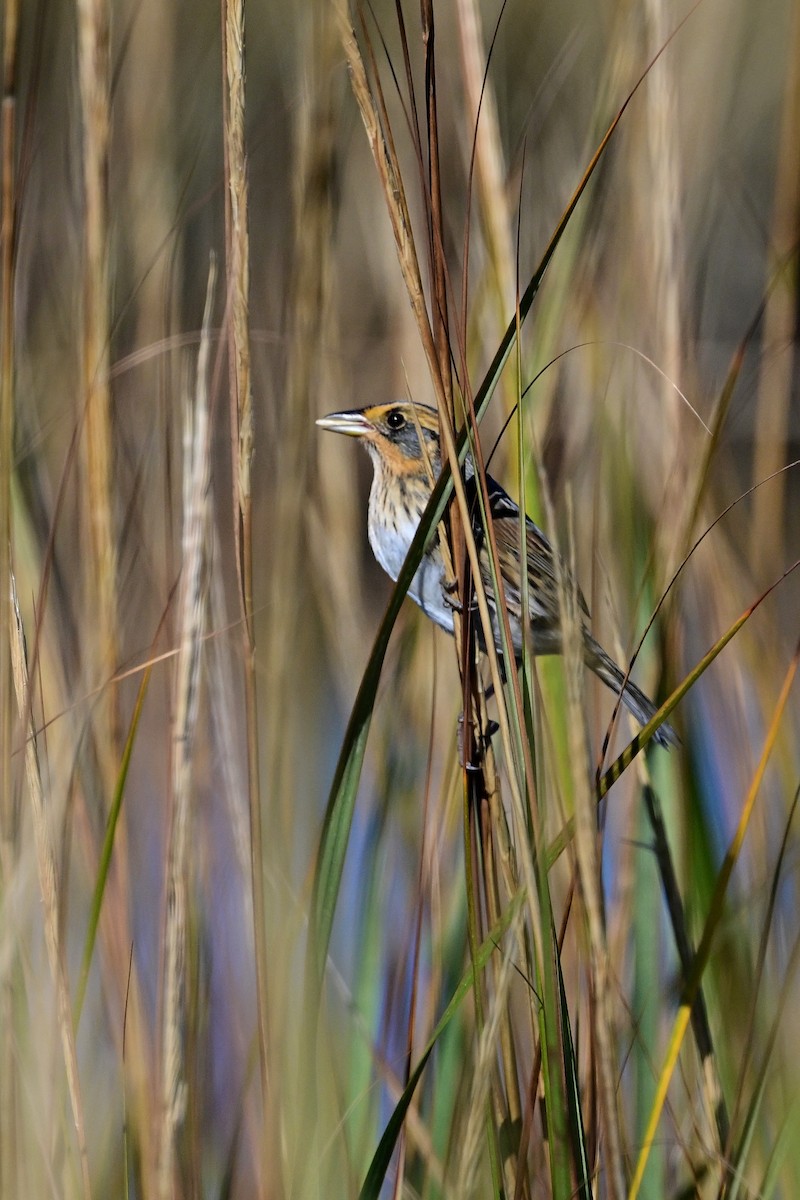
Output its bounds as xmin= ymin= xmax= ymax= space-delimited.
xmin=556 ymin=946 xmax=593 ymax=1199
xmin=73 ymin=665 xmax=152 ymax=1030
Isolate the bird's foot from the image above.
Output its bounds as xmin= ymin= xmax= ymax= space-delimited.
xmin=457 ymin=712 xmax=499 ymax=769
xmin=442 ymin=581 xmax=478 ymax=616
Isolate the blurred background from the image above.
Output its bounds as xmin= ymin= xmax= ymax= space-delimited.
xmin=3 ymin=0 xmax=800 ymax=1196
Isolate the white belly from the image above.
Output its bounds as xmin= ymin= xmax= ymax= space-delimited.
xmin=368 ymin=503 xmax=454 ymax=635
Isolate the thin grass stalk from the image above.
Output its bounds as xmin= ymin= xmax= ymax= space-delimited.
xmin=221 ymin=0 xmax=271 ymax=1174
xmin=157 ymin=261 xmax=215 ymax=1200
xmin=0 ymin=5 xmax=19 ymax=1191
xmin=77 ymin=0 xmax=118 ymax=767
xmin=9 ymin=573 xmax=92 ymax=1200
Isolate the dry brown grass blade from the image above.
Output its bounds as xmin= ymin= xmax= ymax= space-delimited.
xmin=9 ymin=572 xmax=92 ymax=1200
xmin=157 ymin=259 xmax=215 ymax=1200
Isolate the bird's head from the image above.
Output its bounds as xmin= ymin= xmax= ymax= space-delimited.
xmin=316 ymin=401 xmax=441 ymax=481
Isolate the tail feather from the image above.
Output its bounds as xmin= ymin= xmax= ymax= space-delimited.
xmin=583 ymin=634 xmax=679 ymax=750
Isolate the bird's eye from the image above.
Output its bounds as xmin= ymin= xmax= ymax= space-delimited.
xmin=386 ymin=409 xmax=406 ymax=430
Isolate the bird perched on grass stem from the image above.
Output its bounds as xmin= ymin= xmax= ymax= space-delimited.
xmin=317 ymin=400 xmax=677 ymax=749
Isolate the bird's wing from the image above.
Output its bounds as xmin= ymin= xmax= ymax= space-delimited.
xmin=485 ymin=475 xmax=590 ymax=619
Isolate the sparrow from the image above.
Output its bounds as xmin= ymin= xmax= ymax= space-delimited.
xmin=317 ymin=400 xmax=677 ymax=748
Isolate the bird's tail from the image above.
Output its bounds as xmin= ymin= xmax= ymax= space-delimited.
xmin=583 ymin=634 xmax=679 ymax=750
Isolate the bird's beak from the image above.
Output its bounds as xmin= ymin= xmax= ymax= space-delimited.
xmin=316 ymin=410 xmax=372 ymax=438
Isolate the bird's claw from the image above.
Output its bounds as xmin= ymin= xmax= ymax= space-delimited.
xmin=442 ymin=582 xmax=478 ymax=616
xmin=457 ymin=713 xmax=500 ymax=769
